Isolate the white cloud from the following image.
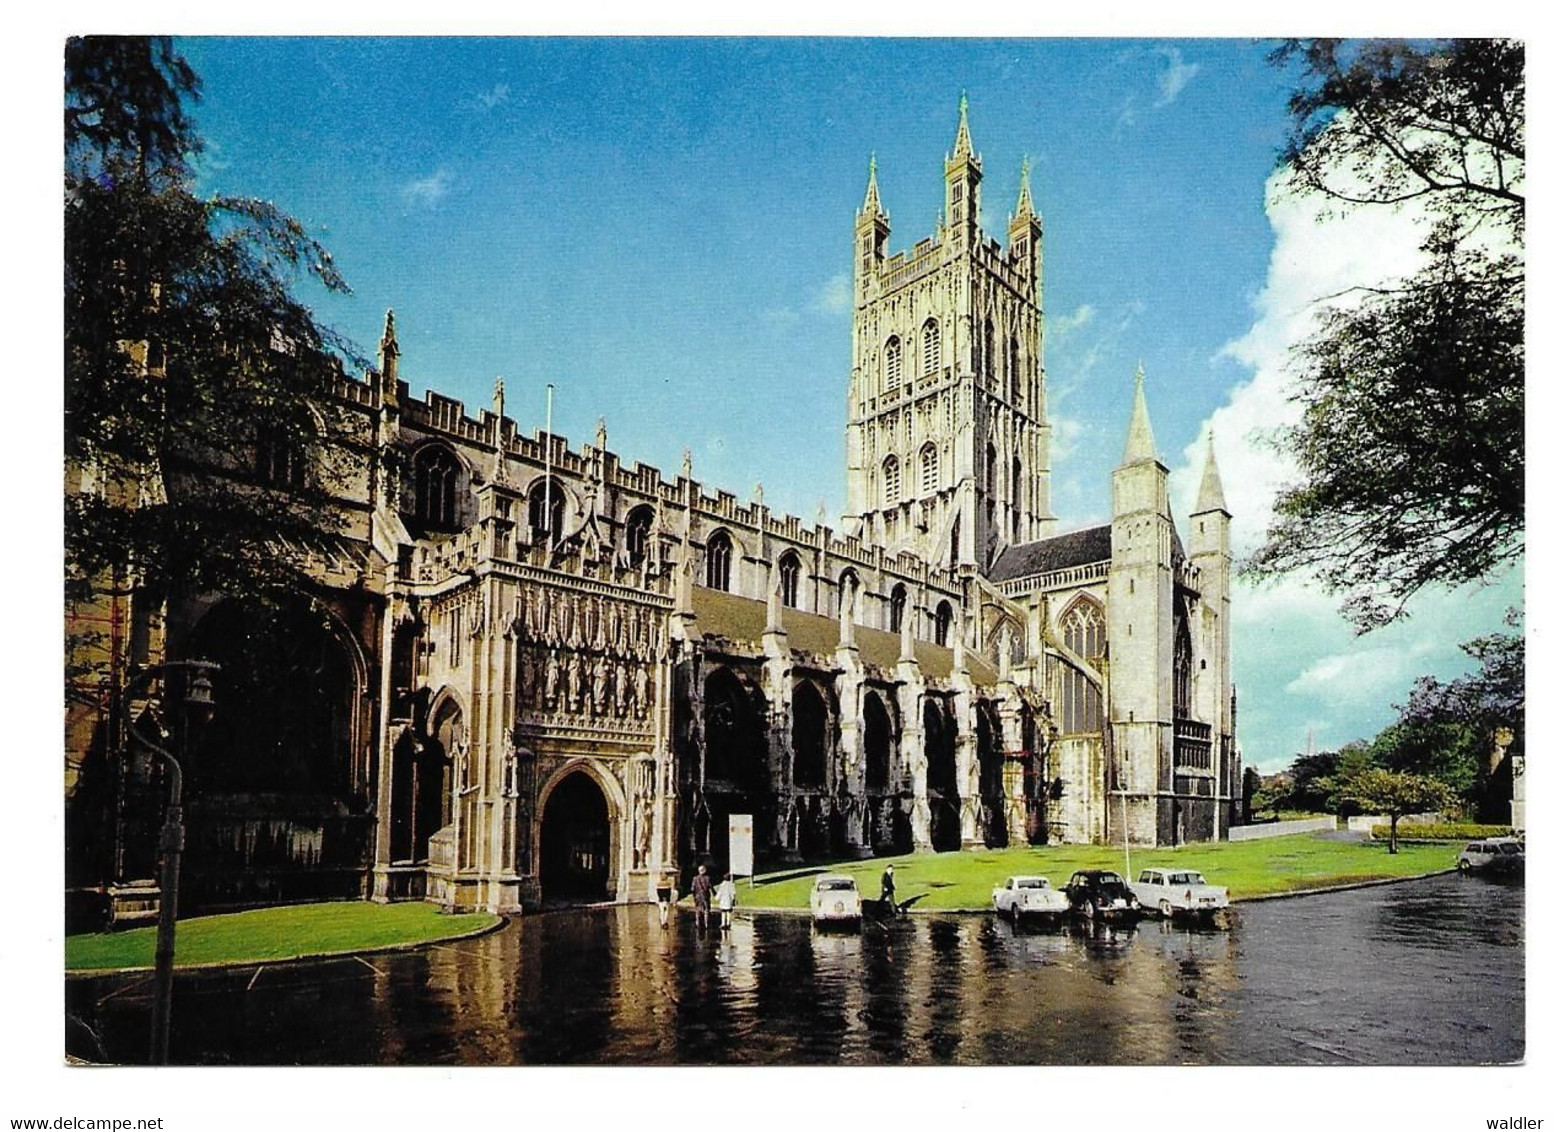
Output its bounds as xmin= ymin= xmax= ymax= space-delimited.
xmin=1049 ymin=304 xmax=1094 ymax=338
xmin=1285 ymin=636 xmax=1444 ymax=705
xmin=812 ymin=272 xmax=852 ymax=316
xmin=1153 ymin=47 xmax=1201 ymax=108
xmin=401 ymin=169 xmax=453 ymax=209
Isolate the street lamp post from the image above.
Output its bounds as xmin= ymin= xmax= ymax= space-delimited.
xmin=124 ymin=660 xmax=218 ymax=1065
xmin=1117 ymin=780 xmax=1132 ymax=884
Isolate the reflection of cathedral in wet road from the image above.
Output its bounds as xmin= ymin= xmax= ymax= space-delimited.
xmin=64 ymin=100 xmax=1238 ymax=923
xmin=63 ymin=876 xmax=1523 ymax=1065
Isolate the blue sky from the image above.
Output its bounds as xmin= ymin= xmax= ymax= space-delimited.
xmin=175 ymin=36 xmax=1523 ymax=772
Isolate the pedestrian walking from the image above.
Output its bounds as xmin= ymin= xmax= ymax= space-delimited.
xmin=880 ymin=863 xmax=897 ymax=916
xmin=656 ymin=870 xmax=675 ymax=927
xmin=691 ymin=864 xmax=712 ymax=934
xmin=716 ymin=873 xmax=738 ymax=932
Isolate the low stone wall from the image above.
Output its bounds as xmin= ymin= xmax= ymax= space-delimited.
xmin=1227 ymin=815 xmax=1337 ymax=841
xmin=1347 ymin=813 xmax=1443 ymax=834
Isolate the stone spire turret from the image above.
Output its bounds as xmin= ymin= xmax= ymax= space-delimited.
xmin=951 ymin=91 xmax=975 ymax=161
xmin=1122 ymin=363 xmax=1159 ymax=466
xmin=377 ymin=309 xmax=401 ymax=406
xmin=1194 ymin=429 xmax=1229 ymax=516
xmin=1014 ymin=155 xmax=1034 ymax=220
xmin=861 ymin=152 xmax=883 ymax=217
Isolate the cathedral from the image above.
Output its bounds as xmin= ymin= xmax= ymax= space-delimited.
xmin=65 ymin=100 xmax=1238 ymax=922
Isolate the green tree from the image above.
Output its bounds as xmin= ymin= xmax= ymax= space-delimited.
xmin=65 ymin=36 xmax=360 ymax=635
xmin=1332 ymin=768 xmax=1456 ymax=854
xmin=1372 ymin=613 xmax=1524 ymax=818
xmin=1252 ymin=40 xmax=1524 ymax=631
xmin=1251 ymin=776 xmax=1291 ymax=820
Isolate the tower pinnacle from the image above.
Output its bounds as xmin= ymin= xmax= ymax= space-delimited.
xmin=952 ymin=91 xmax=975 ymax=160
xmin=1194 ymin=427 xmax=1229 ymax=514
xmin=861 ymin=152 xmax=882 ymax=216
xmin=1014 ymin=155 xmax=1034 ymax=219
xmin=1122 ymin=363 xmax=1159 ymax=465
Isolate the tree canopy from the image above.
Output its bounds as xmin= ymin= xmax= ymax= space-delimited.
xmin=1330 ymin=768 xmax=1456 ymax=853
xmin=65 ymin=37 xmax=361 ymax=627
xmin=1251 ymin=39 xmax=1524 ymax=631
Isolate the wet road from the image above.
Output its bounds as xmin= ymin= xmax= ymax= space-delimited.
xmin=66 ymin=872 xmax=1522 ymax=1066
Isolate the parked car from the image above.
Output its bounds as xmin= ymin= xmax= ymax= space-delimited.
xmin=809 ymin=873 xmax=863 ymax=927
xmin=1132 ymin=868 xmax=1230 ymax=919
xmin=991 ymin=875 xmax=1070 ymax=923
xmin=1062 ymin=870 xmax=1140 ymax=921
xmin=1457 ymin=837 xmax=1524 ymax=875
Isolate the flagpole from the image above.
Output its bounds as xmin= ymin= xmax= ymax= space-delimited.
xmin=544 ymin=383 xmax=555 ymax=555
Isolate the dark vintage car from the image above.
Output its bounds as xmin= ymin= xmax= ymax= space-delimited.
xmin=1063 ymin=869 xmax=1142 ymax=921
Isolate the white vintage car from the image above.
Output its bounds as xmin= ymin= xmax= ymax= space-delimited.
xmin=809 ymin=874 xmax=863 ymax=927
xmin=991 ymin=875 xmax=1070 ymax=922
xmin=1132 ymin=868 xmax=1229 ymax=918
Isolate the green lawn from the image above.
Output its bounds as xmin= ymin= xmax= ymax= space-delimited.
xmin=735 ymin=834 xmax=1460 ymax=910
xmin=66 ymin=901 xmax=500 ymax=972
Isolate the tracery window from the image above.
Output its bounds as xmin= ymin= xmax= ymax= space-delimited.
xmin=884 ymin=336 xmax=903 ymax=390
xmin=706 ymin=530 xmax=734 ymax=592
xmin=778 ymin=551 xmax=802 ymax=608
xmin=921 ymin=319 xmax=941 ymax=376
xmin=1056 ymin=598 xmax=1106 ymax=735
xmin=934 ymin=600 xmax=954 ymax=647
xmin=882 ymin=455 xmax=900 ymax=506
xmin=527 ymin=477 xmax=566 ymax=544
xmin=625 ymin=505 xmax=654 ymax=568
xmin=1174 ymin=619 xmax=1193 ymax=720
xmin=983 ymin=316 xmax=996 ymax=380
xmin=919 ymin=442 xmax=939 ymax=494
xmin=257 ymin=433 xmax=305 ymax=490
xmin=415 ymin=445 xmax=459 ymax=529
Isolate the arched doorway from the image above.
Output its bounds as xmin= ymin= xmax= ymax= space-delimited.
xmin=698 ymin=667 xmax=766 ymax=871
xmin=539 ymin=771 xmax=612 ymax=902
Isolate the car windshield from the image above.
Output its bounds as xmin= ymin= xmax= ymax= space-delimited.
xmin=1498 ymin=843 xmax=1522 ymax=854
xmin=1016 ymin=878 xmax=1048 ymax=889
xmin=816 ymin=878 xmax=855 ymax=892
xmin=1170 ymin=872 xmax=1205 ymax=885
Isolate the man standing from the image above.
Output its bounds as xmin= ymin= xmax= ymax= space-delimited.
xmin=691 ymin=864 xmax=712 ymax=934
xmin=880 ymin=864 xmax=897 ymax=916
xmin=715 ymin=873 xmax=738 ymax=932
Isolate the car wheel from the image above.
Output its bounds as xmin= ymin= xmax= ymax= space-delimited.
xmin=1160 ymin=900 xmax=1173 ymax=918
xmin=1083 ymin=899 xmax=1096 ymax=919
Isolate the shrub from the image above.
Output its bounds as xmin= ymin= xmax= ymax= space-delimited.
xmin=1371 ymin=822 xmax=1514 ymax=842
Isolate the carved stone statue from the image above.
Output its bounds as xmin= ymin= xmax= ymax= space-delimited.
xmin=614 ymin=661 xmax=631 ymax=716
xmin=634 ymin=664 xmax=651 ymax=718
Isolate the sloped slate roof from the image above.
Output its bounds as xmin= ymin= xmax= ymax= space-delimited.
xmin=689 ymin=586 xmax=997 ymax=685
xmin=987 ymin=524 xmax=1112 ymax=583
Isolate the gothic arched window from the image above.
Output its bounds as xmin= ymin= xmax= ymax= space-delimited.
xmin=527 ymin=477 xmax=566 ymax=544
xmin=919 ymin=442 xmax=939 ymax=495
xmin=1055 ymin=598 xmax=1106 ymax=735
xmin=778 ymin=551 xmax=802 ymax=608
xmin=257 ymin=432 xmax=305 ymax=490
xmin=706 ymin=530 xmax=734 ymax=592
xmin=921 ymin=319 xmax=941 ymax=376
xmin=625 ymin=504 xmax=654 ymax=567
xmin=415 ymin=445 xmax=460 ymax=529
xmin=884 ymin=336 xmax=903 ymax=390
xmin=983 ymin=316 xmax=996 ymax=379
xmin=882 ymin=455 xmax=900 ymax=506
xmin=889 ymin=583 xmax=908 ymax=634
xmin=1011 ymin=456 xmax=1023 ymax=542
xmin=934 ymin=600 xmax=954 ymax=647
xmin=1174 ymin=619 xmax=1193 ymax=721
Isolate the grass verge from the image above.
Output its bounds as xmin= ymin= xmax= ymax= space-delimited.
xmin=66 ymin=901 xmax=500 ymax=972
xmin=735 ymin=834 xmax=1460 ymax=910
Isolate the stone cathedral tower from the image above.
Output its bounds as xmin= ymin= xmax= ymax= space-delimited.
xmin=844 ymin=97 xmax=1055 ymax=572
